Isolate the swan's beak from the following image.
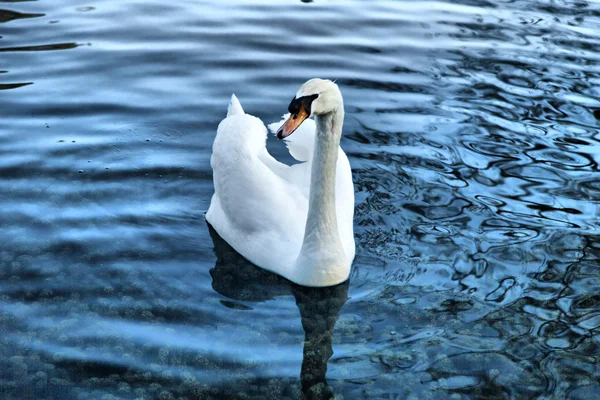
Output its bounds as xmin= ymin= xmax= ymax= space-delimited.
xmin=277 ymin=106 xmax=310 ymax=139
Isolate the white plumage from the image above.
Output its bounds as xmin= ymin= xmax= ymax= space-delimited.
xmin=206 ymin=79 xmax=355 ymax=287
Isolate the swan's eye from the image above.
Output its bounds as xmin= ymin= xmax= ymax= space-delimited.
xmin=288 ymin=94 xmax=319 ymax=115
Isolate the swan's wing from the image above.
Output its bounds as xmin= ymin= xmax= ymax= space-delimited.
xmin=207 ymin=101 xmax=307 ymax=272
xmin=210 ymin=98 xmax=303 ymax=230
xmin=258 ymin=150 xmax=291 ymax=179
xmin=268 ymin=114 xmax=316 ymax=162
xmin=224 ymin=95 xmax=291 ymax=178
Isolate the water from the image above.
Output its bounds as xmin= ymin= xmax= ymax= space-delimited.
xmin=1 ymin=0 xmax=600 ymax=399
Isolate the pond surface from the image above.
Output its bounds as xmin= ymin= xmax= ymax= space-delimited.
xmin=1 ymin=0 xmax=600 ymax=399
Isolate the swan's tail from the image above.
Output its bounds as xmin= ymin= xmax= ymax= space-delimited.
xmin=227 ymin=94 xmax=245 ymax=117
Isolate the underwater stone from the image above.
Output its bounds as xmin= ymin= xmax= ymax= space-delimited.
xmin=33 ymin=371 xmax=47 ymax=387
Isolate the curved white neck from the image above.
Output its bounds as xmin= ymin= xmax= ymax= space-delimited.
xmin=295 ymin=105 xmax=348 ymax=286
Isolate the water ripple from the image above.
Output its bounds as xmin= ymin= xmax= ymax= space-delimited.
xmin=1 ymin=0 xmax=599 ymax=399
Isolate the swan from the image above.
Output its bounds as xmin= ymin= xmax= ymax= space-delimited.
xmin=206 ymin=78 xmax=355 ymax=287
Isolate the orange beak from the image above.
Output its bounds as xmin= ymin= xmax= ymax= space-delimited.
xmin=277 ymin=106 xmax=310 ymax=139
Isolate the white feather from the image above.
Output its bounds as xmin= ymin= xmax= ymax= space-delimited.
xmin=227 ymin=94 xmax=244 ymax=117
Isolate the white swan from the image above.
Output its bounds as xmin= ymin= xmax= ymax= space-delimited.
xmin=206 ymin=79 xmax=355 ymax=287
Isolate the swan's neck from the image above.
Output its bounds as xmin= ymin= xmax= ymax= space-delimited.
xmin=295 ymin=107 xmax=347 ymax=285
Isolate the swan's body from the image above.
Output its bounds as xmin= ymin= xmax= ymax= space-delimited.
xmin=206 ymin=79 xmax=354 ymax=287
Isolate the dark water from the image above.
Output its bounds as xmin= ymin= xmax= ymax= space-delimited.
xmin=2 ymin=0 xmax=600 ymax=399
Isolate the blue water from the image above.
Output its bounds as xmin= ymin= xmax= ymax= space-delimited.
xmin=1 ymin=0 xmax=600 ymax=399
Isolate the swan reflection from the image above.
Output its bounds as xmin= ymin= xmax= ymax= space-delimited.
xmin=208 ymin=223 xmax=349 ymax=399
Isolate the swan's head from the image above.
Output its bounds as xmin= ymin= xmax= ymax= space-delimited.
xmin=277 ymin=78 xmax=342 ymax=139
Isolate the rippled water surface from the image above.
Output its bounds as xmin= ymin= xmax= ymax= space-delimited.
xmin=2 ymin=0 xmax=600 ymax=399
